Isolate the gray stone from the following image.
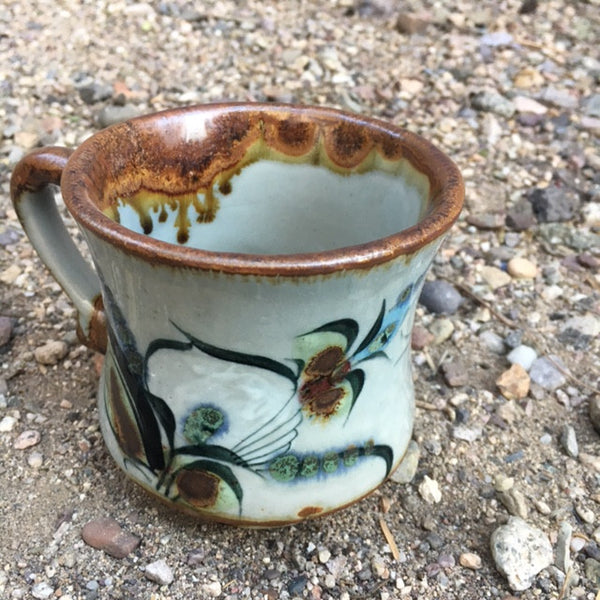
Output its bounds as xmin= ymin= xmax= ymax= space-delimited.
xmin=560 ymin=424 xmax=579 ymax=458
xmin=498 ymin=488 xmax=529 ymax=519
xmin=0 ymin=227 xmax=20 ymax=246
xmin=471 ymin=91 xmax=515 ymax=118
xmin=97 ymin=104 xmax=140 ymax=128
xmin=144 ymin=559 xmax=174 ymax=586
xmin=390 ymin=440 xmax=420 ymax=484
xmin=589 ymin=395 xmax=600 ymax=435
xmin=478 ymin=330 xmax=505 ymax=354
xmin=506 ymin=199 xmax=536 ymax=231
xmin=555 ymin=521 xmax=572 ymax=573
xmin=541 ymin=86 xmax=579 ymax=110
xmin=440 ymin=360 xmax=469 ymax=387
xmin=507 ymin=345 xmax=538 ymax=371
xmin=558 ymin=315 xmax=600 ymax=350
xmin=490 ymin=517 xmax=553 ymax=591
xmin=529 ymin=356 xmax=567 ymax=391
xmin=585 ymin=558 xmax=600 ymax=584
xmin=78 ymin=81 xmax=114 ymax=105
xmin=528 ymin=186 xmax=580 ymax=223
xmin=419 ymin=280 xmax=463 ymax=315
xmin=538 ymin=223 xmax=600 ymax=251
xmin=585 ymin=94 xmax=600 ymax=117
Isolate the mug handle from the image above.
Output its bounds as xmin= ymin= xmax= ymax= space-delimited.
xmin=10 ymin=147 xmax=107 ymax=353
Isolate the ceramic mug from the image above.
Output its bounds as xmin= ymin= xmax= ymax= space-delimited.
xmin=10 ymin=104 xmax=463 ymax=525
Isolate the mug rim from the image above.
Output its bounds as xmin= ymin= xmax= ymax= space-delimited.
xmin=61 ymin=103 xmax=464 ymax=276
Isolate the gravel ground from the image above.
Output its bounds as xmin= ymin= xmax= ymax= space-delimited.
xmin=1 ymin=0 xmax=600 ymax=598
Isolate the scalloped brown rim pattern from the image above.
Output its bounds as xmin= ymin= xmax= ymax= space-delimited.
xmin=60 ymin=103 xmax=464 ymax=277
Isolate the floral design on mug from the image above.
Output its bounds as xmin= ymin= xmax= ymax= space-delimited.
xmin=100 ymin=278 xmax=420 ymax=516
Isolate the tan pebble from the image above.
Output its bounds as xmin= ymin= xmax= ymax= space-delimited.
xmin=13 ymin=429 xmax=41 ymax=450
xmin=34 ymin=340 xmax=68 ymax=366
xmin=480 ymin=266 xmax=512 ymax=289
xmin=496 ymin=364 xmax=530 ymax=400
xmin=507 ymin=257 xmax=538 ymax=279
xmin=459 ymin=552 xmax=482 ymax=570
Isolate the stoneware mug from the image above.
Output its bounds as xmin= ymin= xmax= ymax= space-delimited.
xmin=11 ymin=104 xmax=463 ymax=526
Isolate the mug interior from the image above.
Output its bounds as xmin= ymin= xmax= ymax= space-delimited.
xmin=110 ymin=160 xmax=429 ymax=254
xmin=62 ymin=104 xmax=463 ymax=273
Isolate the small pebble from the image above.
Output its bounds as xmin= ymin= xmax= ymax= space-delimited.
xmin=498 ymin=488 xmax=529 ymax=519
xmin=419 ymin=280 xmax=463 ymax=315
xmin=27 ymin=451 xmax=44 ymax=468
xmin=81 ymin=517 xmax=140 ymax=559
xmin=418 ymin=475 xmax=442 ymax=504
xmin=34 ymin=340 xmax=68 ymax=366
xmin=555 ymin=521 xmax=572 ymax=573
xmin=579 ymin=453 xmax=600 ymax=473
xmin=430 ymin=318 xmax=454 ymax=345
xmin=575 ymin=505 xmax=595 ymax=525
xmin=478 ymin=330 xmax=505 ymax=354
xmin=494 ymin=474 xmax=514 ymax=493
xmin=144 ymin=559 xmax=174 ymax=586
xmin=506 ymin=345 xmax=537 ymax=371
xmin=507 ymin=257 xmax=537 ymax=279
xmin=390 ymin=440 xmax=420 ymax=484
xmin=411 ymin=325 xmax=434 ymax=350
xmin=585 ymin=558 xmax=600 ymax=585
xmin=31 ymin=582 xmax=54 ymax=599
xmin=560 ymin=425 xmax=578 ymax=458
xmin=480 ymin=266 xmax=512 ymax=289
xmin=0 ymin=415 xmax=17 ymax=432
xmin=440 ymin=361 xmax=469 ymax=387
xmin=459 ymin=552 xmax=482 ymax=570
xmin=318 ymin=549 xmax=331 ymax=564
xmin=200 ymin=581 xmax=223 ymax=597
xmin=529 ymin=356 xmax=567 ymax=391
xmin=490 ymin=517 xmax=553 ymax=591
xmin=528 ymin=185 xmax=580 ymax=223
xmin=14 ymin=429 xmax=41 ymax=450
xmin=496 ymin=364 xmax=530 ymax=400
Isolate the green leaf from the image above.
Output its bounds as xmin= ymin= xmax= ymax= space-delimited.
xmin=344 ymin=369 xmax=365 ymax=422
xmin=174 ymin=444 xmax=253 ymax=469
xmin=172 ymin=323 xmax=298 ymax=387
xmin=144 ymin=338 xmax=194 ymax=451
xmin=108 ymin=325 xmax=166 ymax=471
xmin=353 ymin=300 xmax=386 ymax=357
xmin=365 ymin=444 xmax=394 ymax=478
xmin=179 ymin=460 xmax=243 ymax=511
xmin=301 ymin=318 xmax=359 ymax=350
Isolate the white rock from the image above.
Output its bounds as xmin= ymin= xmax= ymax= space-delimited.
xmin=0 ymin=415 xmax=16 ymax=432
xmin=507 ymin=345 xmax=538 ymax=371
xmin=27 ymin=451 xmax=44 ymax=468
xmin=418 ymin=475 xmax=442 ymax=504
xmin=31 ymin=582 xmax=55 ymax=599
xmin=490 ymin=517 xmax=553 ymax=591
xmin=144 ymin=559 xmax=174 ymax=586
xmin=200 ymin=581 xmax=222 ymax=597
xmin=513 ymin=96 xmax=548 ymax=115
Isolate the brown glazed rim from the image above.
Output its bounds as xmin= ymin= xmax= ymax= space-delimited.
xmin=61 ymin=103 xmax=464 ymax=277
